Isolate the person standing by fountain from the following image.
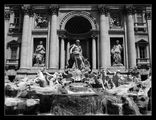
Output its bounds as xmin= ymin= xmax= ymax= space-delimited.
xmin=67 ymin=40 xmax=84 ymax=70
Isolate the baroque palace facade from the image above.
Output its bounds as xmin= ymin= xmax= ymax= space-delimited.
xmin=4 ymin=4 xmax=152 ymax=80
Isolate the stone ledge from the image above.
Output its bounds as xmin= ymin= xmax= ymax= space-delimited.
xmin=107 ymin=66 xmax=128 ymax=74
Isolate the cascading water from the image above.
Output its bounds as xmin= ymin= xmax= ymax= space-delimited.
xmin=5 ymin=67 xmax=151 ymax=115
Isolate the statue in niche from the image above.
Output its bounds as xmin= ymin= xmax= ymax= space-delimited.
xmin=111 ymin=40 xmax=123 ymax=66
xmin=33 ymin=41 xmax=46 ymax=67
xmin=67 ymin=40 xmax=86 ymax=70
xmin=35 ymin=14 xmax=48 ymax=28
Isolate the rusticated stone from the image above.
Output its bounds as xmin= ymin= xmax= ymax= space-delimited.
xmin=5 ymin=97 xmax=40 ymax=115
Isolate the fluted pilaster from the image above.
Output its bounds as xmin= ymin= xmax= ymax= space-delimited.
xmin=66 ymin=41 xmax=70 ymax=66
xmin=91 ymin=35 xmax=97 ymax=69
xmin=60 ymin=35 xmax=66 ymax=69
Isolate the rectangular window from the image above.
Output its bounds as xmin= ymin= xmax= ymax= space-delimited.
xmin=14 ymin=10 xmax=20 ymax=27
xmin=139 ymin=46 xmax=146 ymax=58
xmin=11 ymin=48 xmax=17 ymax=59
xmin=137 ymin=13 xmax=144 ymax=24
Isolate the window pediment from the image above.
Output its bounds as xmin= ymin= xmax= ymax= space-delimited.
xmin=136 ymin=39 xmax=148 ymax=46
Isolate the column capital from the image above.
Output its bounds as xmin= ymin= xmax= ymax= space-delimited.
xmin=145 ymin=11 xmax=152 ymax=20
xmin=125 ymin=5 xmax=135 ymax=15
xmin=4 ymin=10 xmax=10 ymax=20
xmin=57 ymin=30 xmax=66 ymax=39
xmin=98 ymin=5 xmax=109 ymax=16
xmin=49 ymin=4 xmax=59 ymax=15
xmin=91 ymin=34 xmax=97 ymax=39
xmin=22 ymin=4 xmax=31 ymax=15
xmin=59 ymin=34 xmax=66 ymax=39
xmin=29 ymin=8 xmax=35 ymax=17
xmin=91 ymin=30 xmax=99 ymax=38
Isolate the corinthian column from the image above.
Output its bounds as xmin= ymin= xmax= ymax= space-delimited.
xmin=60 ymin=35 xmax=66 ymax=69
xmin=20 ymin=5 xmax=30 ymax=69
xmin=27 ymin=9 xmax=34 ymax=68
xmin=66 ymin=41 xmax=70 ymax=65
xmin=98 ymin=5 xmax=110 ymax=70
xmin=91 ymin=35 xmax=97 ymax=69
xmin=126 ymin=6 xmax=136 ymax=68
xmin=49 ymin=5 xmax=59 ymax=69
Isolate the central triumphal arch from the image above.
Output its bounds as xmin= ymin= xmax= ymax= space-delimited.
xmin=58 ymin=11 xmax=99 ymax=70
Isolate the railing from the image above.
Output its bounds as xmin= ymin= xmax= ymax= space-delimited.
xmin=136 ymin=58 xmax=150 ymax=64
xmin=6 ymin=59 xmax=19 ymax=64
xmin=134 ymin=22 xmax=147 ymax=26
xmin=134 ymin=22 xmax=147 ymax=32
xmin=9 ymin=23 xmax=21 ymax=33
xmin=5 ymin=59 xmax=19 ymax=69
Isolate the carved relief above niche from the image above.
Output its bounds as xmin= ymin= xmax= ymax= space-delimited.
xmin=34 ymin=13 xmax=49 ymax=29
xmin=109 ymin=9 xmax=123 ymax=29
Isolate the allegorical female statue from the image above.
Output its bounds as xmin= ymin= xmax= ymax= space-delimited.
xmin=33 ymin=41 xmax=46 ymax=66
xmin=111 ymin=40 xmax=123 ymax=65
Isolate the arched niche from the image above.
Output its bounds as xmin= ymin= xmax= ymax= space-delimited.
xmin=59 ymin=11 xmax=97 ymax=30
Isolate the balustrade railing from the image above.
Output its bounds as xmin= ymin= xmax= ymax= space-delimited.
xmin=6 ymin=59 xmax=19 ymax=64
xmin=134 ymin=22 xmax=147 ymax=32
xmin=136 ymin=58 xmax=150 ymax=64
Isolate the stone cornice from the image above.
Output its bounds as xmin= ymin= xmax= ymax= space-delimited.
xmin=98 ymin=5 xmax=109 ymax=16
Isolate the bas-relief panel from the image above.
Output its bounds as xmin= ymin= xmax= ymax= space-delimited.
xmin=34 ymin=13 xmax=49 ymax=29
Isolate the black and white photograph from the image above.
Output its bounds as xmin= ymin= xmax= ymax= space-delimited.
xmin=4 ymin=4 xmax=152 ymax=116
